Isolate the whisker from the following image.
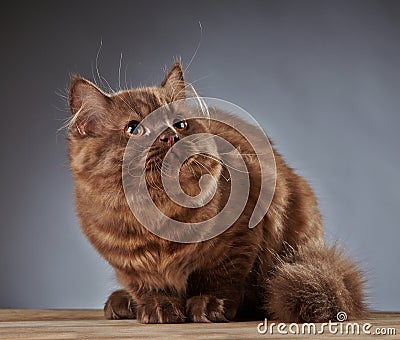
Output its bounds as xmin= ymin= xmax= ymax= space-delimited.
xmin=200 ymin=153 xmax=250 ymax=174
xmin=193 ymin=158 xmax=230 ymax=182
xmin=184 ymin=21 xmax=203 ymax=74
xmin=95 ymin=38 xmax=103 ymax=88
xmin=118 ymin=52 xmax=123 ymax=91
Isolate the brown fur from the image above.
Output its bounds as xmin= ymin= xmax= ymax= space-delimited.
xmin=68 ymin=63 xmax=366 ymax=323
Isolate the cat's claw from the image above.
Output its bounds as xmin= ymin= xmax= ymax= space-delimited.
xmin=136 ymin=296 xmax=186 ymax=324
xmin=104 ymin=289 xmax=136 ymax=320
xmin=186 ymin=295 xmax=229 ymax=322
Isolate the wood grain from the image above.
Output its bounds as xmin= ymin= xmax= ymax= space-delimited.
xmin=0 ymin=310 xmax=398 ymax=339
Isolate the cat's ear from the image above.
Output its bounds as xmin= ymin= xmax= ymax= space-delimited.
xmin=161 ymin=62 xmax=186 ymax=100
xmin=69 ymin=76 xmax=110 ymax=136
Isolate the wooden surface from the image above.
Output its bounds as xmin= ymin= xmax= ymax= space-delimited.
xmin=0 ymin=309 xmax=398 ymax=339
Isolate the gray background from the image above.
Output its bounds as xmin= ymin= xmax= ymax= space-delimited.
xmin=0 ymin=0 xmax=399 ymax=311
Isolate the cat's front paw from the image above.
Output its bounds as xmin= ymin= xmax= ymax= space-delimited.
xmin=136 ymin=295 xmax=185 ymax=324
xmin=104 ymin=289 xmax=136 ymax=320
xmin=186 ymin=295 xmax=229 ymax=322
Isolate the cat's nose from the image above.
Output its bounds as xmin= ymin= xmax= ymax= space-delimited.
xmin=159 ymin=132 xmax=179 ymax=147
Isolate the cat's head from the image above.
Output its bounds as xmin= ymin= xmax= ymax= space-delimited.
xmin=68 ymin=63 xmax=220 ymax=206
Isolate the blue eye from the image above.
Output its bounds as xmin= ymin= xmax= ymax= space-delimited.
xmin=125 ymin=120 xmax=144 ymax=137
xmin=172 ymin=119 xmax=188 ymax=130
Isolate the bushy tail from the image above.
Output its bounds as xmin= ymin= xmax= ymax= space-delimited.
xmin=263 ymin=241 xmax=366 ymax=322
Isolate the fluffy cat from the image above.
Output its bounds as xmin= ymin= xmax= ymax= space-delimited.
xmin=68 ymin=62 xmax=365 ymax=323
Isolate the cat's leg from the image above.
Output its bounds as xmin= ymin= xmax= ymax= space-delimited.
xmin=134 ymin=290 xmax=186 ymax=324
xmin=186 ymin=295 xmax=228 ymax=322
xmin=261 ymin=241 xmax=366 ymax=322
xmin=104 ymin=289 xmax=136 ymax=320
xmin=116 ymin=269 xmax=187 ymax=324
xmin=186 ymin=262 xmax=252 ymax=322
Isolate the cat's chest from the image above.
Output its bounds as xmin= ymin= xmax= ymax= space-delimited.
xmin=103 ymin=235 xmax=201 ymax=276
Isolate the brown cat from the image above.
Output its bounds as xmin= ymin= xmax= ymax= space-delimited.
xmin=68 ymin=62 xmax=365 ymax=323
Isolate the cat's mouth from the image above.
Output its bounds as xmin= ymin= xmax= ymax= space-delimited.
xmin=145 ymin=152 xmax=216 ymax=173
xmin=145 ymin=153 xmax=196 ymax=170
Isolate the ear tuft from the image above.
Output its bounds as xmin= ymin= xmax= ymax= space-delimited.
xmin=161 ymin=62 xmax=186 ymax=100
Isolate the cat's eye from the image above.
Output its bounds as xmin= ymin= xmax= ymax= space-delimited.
xmin=172 ymin=119 xmax=188 ymax=130
xmin=125 ymin=120 xmax=144 ymax=138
